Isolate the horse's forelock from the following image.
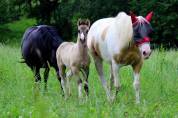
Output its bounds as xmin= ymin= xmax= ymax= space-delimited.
xmin=136 ymin=16 xmax=149 ymax=24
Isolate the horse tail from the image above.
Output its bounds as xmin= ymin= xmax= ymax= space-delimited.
xmin=18 ymin=58 xmax=26 ymax=63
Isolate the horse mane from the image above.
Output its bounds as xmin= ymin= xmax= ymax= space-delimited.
xmin=114 ymin=12 xmax=133 ymax=48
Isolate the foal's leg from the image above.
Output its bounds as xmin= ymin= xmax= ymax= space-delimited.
xmin=44 ymin=66 xmax=50 ymax=90
xmin=56 ymin=69 xmax=64 ymax=96
xmin=111 ymin=61 xmax=121 ymax=99
xmin=81 ymin=66 xmax=89 ymax=96
xmin=66 ymin=70 xmax=73 ymax=96
xmin=93 ymin=56 xmax=110 ymax=100
xmin=78 ymin=78 xmax=83 ymax=98
xmin=132 ymin=62 xmax=143 ymax=104
xmin=72 ymin=67 xmax=83 ymax=98
xmin=58 ymin=65 xmax=67 ymax=98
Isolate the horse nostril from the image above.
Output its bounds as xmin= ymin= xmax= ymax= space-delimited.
xmin=143 ymin=51 xmax=146 ymax=56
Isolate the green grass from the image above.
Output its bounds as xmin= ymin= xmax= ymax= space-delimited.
xmin=0 ymin=18 xmax=36 ymax=46
xmin=0 ymin=44 xmax=178 ymax=118
xmin=0 ymin=18 xmax=178 ymax=117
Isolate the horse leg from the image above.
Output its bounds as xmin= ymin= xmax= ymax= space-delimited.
xmin=111 ymin=60 xmax=121 ymax=99
xmin=132 ymin=62 xmax=143 ymax=104
xmin=58 ymin=65 xmax=67 ymax=98
xmin=81 ymin=66 xmax=89 ymax=96
xmin=93 ymin=55 xmax=110 ymax=100
xmin=110 ymin=63 xmax=114 ymax=91
xmin=78 ymin=78 xmax=83 ymax=98
xmin=32 ymin=67 xmax=41 ymax=98
xmin=44 ymin=66 xmax=50 ymax=91
xmin=33 ymin=67 xmax=41 ymax=82
xmin=56 ymin=69 xmax=64 ymax=95
xmin=72 ymin=67 xmax=83 ymax=98
xmin=66 ymin=70 xmax=73 ymax=96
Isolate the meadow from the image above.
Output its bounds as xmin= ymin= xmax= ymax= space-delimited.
xmin=0 ymin=19 xmax=178 ymax=118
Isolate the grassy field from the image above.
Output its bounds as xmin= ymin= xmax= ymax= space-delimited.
xmin=0 ymin=19 xmax=178 ymax=118
xmin=0 ymin=44 xmax=178 ymax=118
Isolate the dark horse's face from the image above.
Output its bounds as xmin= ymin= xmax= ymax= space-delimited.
xmin=131 ymin=12 xmax=153 ymax=59
xmin=77 ymin=19 xmax=90 ymax=44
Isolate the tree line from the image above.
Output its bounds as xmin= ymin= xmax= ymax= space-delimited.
xmin=0 ymin=0 xmax=178 ymax=48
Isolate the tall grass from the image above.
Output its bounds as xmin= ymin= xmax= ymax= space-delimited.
xmin=0 ymin=18 xmax=178 ymax=117
xmin=0 ymin=44 xmax=178 ymax=118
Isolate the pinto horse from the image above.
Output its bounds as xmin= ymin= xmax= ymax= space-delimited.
xmin=87 ymin=12 xmax=153 ymax=103
xmin=21 ymin=25 xmax=63 ymax=90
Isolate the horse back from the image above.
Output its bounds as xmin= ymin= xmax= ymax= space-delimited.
xmin=87 ymin=13 xmax=133 ymax=62
xmin=21 ymin=25 xmax=63 ymax=69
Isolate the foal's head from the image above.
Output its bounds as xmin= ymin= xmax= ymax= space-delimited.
xmin=131 ymin=12 xmax=153 ymax=59
xmin=77 ymin=19 xmax=90 ymax=44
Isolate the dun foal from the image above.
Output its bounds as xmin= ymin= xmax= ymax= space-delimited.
xmin=56 ymin=19 xmax=90 ymax=98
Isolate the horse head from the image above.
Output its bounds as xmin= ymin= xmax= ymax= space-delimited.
xmin=77 ymin=19 xmax=90 ymax=44
xmin=130 ymin=12 xmax=153 ymax=59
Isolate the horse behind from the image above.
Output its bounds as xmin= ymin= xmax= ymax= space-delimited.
xmin=21 ymin=25 xmax=63 ymax=90
xmin=87 ymin=12 xmax=153 ymax=103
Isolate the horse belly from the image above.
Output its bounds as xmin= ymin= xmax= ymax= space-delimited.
xmin=99 ymin=40 xmax=111 ymax=62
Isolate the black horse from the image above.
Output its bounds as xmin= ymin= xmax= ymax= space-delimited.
xmin=21 ymin=25 xmax=63 ymax=90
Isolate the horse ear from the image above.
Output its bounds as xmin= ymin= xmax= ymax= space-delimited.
xmin=86 ymin=19 xmax=90 ymax=27
xmin=130 ymin=11 xmax=138 ymax=24
xmin=77 ymin=19 xmax=82 ymax=26
xmin=145 ymin=11 xmax=153 ymax=22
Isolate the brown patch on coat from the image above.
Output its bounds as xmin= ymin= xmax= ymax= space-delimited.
xmin=113 ymin=43 xmax=142 ymax=66
xmin=101 ymin=26 xmax=108 ymax=41
xmin=132 ymin=61 xmax=143 ymax=73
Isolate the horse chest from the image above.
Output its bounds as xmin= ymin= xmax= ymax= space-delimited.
xmin=70 ymin=50 xmax=90 ymax=68
xmin=113 ymin=46 xmax=142 ymax=66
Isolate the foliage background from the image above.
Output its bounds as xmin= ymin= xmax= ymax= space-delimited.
xmin=0 ymin=0 xmax=178 ymax=47
xmin=0 ymin=1 xmax=178 ymax=117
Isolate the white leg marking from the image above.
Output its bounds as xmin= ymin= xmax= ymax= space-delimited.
xmin=133 ymin=73 xmax=140 ymax=104
xmin=66 ymin=78 xmax=71 ymax=96
xmin=66 ymin=70 xmax=73 ymax=78
xmin=61 ymin=78 xmax=66 ymax=97
xmin=78 ymin=82 xmax=82 ymax=98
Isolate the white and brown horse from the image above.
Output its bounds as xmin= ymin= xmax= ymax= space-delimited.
xmin=87 ymin=12 xmax=153 ymax=103
xmin=56 ymin=19 xmax=90 ymax=98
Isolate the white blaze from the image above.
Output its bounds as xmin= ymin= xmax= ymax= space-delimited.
xmin=80 ymin=32 xmax=84 ymax=40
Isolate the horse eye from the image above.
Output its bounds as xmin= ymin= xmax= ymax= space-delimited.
xmin=86 ymin=30 xmax=88 ymax=34
xmin=78 ymin=30 xmax=80 ymax=33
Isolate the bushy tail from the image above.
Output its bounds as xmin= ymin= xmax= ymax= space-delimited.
xmin=18 ymin=58 xmax=26 ymax=63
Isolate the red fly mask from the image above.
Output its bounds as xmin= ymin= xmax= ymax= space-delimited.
xmin=131 ymin=12 xmax=153 ymax=59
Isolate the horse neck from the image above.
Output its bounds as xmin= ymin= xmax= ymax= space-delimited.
xmin=76 ymin=37 xmax=88 ymax=56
